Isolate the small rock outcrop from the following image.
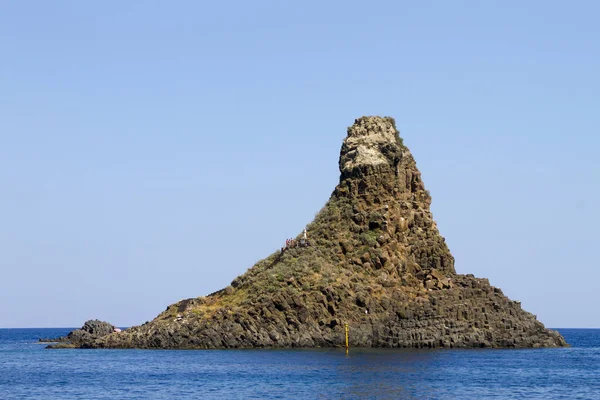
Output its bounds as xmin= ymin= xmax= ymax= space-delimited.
xmin=69 ymin=117 xmax=567 ymax=349
xmin=42 ymin=320 xmax=116 ymax=348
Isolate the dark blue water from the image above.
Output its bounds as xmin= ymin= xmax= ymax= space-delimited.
xmin=0 ymin=328 xmax=598 ymax=399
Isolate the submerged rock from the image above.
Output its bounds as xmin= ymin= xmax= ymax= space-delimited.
xmin=74 ymin=117 xmax=567 ymax=349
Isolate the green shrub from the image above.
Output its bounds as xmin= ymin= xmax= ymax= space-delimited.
xmin=359 ymin=231 xmax=378 ymax=247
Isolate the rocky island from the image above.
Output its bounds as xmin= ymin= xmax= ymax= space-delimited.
xmin=52 ymin=116 xmax=567 ymax=349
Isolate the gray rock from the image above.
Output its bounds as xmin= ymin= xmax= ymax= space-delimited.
xmin=45 ymin=319 xmax=116 ymax=349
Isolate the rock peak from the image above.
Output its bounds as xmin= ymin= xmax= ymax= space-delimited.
xmin=347 ymin=116 xmax=398 ymax=138
xmin=340 ymin=116 xmax=404 ymax=177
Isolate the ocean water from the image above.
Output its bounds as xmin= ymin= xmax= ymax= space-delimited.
xmin=0 ymin=328 xmax=598 ymax=399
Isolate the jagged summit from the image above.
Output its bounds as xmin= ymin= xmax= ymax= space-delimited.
xmin=77 ymin=116 xmax=565 ymax=350
xmin=327 ymin=116 xmax=455 ymax=277
xmin=340 ymin=116 xmax=402 ymax=175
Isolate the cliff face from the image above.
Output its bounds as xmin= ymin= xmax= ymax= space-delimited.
xmin=93 ymin=117 xmax=567 ymax=349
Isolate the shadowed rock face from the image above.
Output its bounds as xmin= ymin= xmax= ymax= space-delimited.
xmin=81 ymin=116 xmax=566 ymax=349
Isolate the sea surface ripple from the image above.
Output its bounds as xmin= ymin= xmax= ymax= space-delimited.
xmin=0 ymin=328 xmax=598 ymax=399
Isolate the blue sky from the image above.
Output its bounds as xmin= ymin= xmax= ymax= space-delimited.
xmin=1 ymin=1 xmax=598 ymax=328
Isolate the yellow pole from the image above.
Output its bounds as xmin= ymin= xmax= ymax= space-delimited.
xmin=345 ymin=323 xmax=349 ymax=354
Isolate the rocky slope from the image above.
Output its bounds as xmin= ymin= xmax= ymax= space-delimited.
xmin=89 ymin=116 xmax=566 ymax=349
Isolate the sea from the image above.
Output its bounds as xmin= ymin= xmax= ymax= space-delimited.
xmin=0 ymin=328 xmax=598 ymax=399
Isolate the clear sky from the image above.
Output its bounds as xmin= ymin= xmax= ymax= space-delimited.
xmin=1 ymin=1 xmax=598 ymax=328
